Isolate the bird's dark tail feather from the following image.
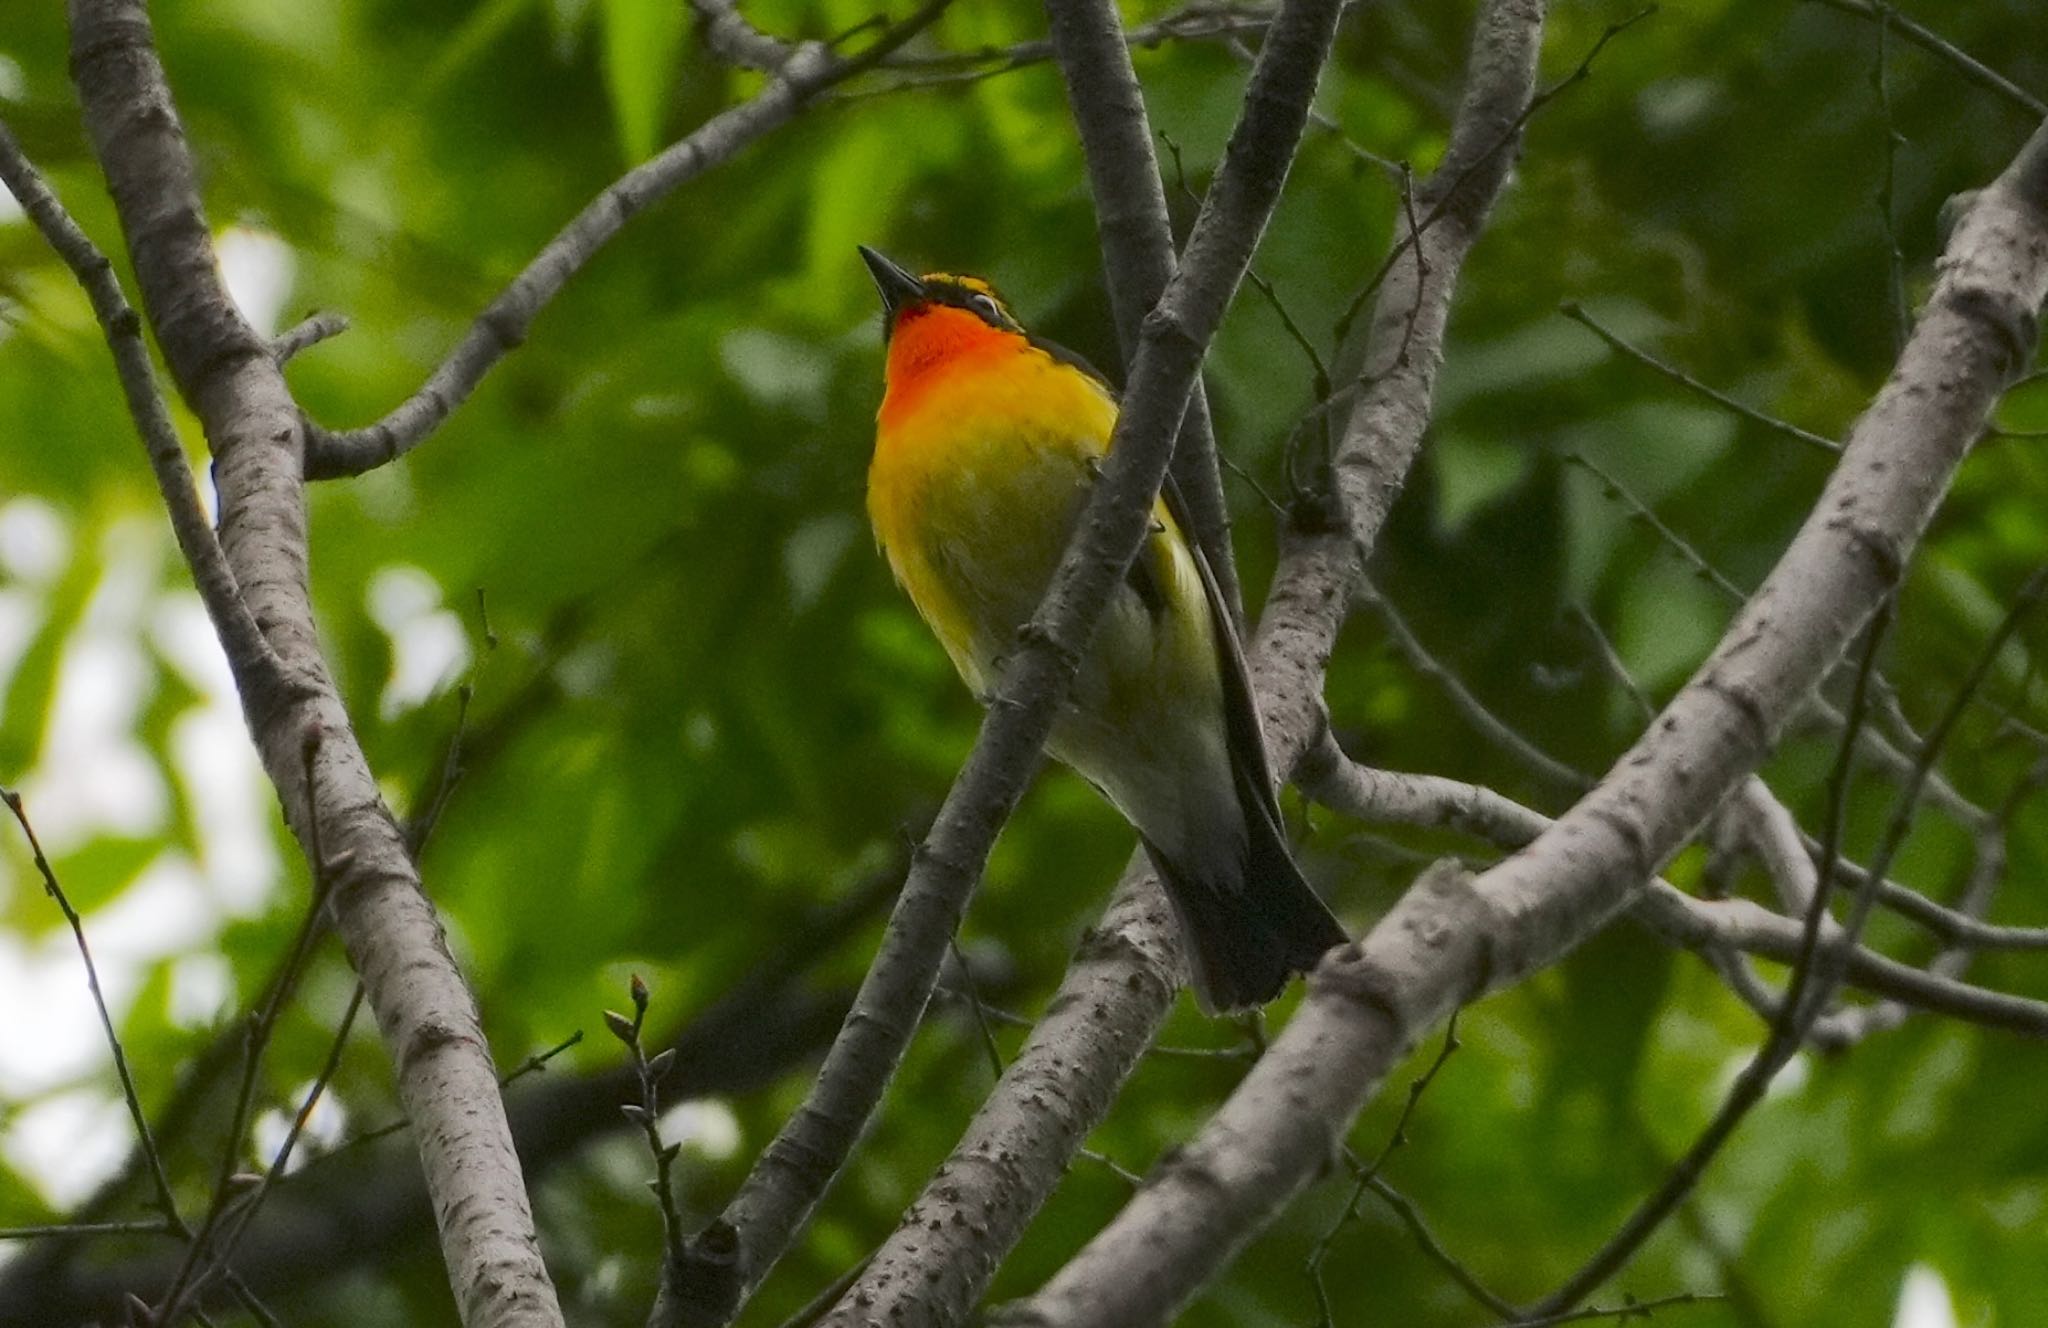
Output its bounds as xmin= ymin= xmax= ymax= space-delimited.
xmin=1143 ymin=795 xmax=1348 ymax=1013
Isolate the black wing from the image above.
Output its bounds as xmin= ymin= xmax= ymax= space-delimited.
xmin=1158 ymin=474 xmax=1287 ymax=829
xmin=1033 ymin=332 xmax=1286 ymax=823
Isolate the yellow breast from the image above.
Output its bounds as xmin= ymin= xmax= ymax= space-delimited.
xmin=868 ymin=338 xmax=1118 ymax=690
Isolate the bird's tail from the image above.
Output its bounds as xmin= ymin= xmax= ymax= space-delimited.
xmin=1143 ymin=790 xmax=1348 ymax=1013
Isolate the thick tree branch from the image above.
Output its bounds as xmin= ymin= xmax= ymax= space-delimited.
xmin=815 ymin=4 xmax=1550 ymax=1323
xmin=813 ymin=856 xmax=1181 ymax=1327
xmin=1297 ymin=736 xmax=2048 ymax=1038
xmin=1001 ymin=111 xmax=2048 ymax=1327
xmin=63 ymin=3 xmax=564 ymax=1324
xmin=1045 ymin=0 xmax=1241 ymax=614
xmin=301 ymin=0 xmax=949 ymax=478
xmin=651 ymin=2 xmax=1350 ymax=1323
xmin=0 ymin=122 xmax=282 ymax=691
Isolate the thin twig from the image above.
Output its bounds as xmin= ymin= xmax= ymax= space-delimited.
xmin=271 ymin=312 xmax=350 ymax=365
xmin=1359 ymin=581 xmax=1591 ymax=794
xmin=1558 ymin=304 xmax=1841 ymax=456
xmin=1 ymin=788 xmax=185 ymax=1230
xmin=303 ymin=0 xmax=955 ymax=477
xmin=155 ymin=735 xmax=344 ymax=1325
xmin=610 ymin=977 xmax=688 ymax=1267
xmin=0 ymin=1220 xmax=177 ymax=1242
xmin=1333 ymin=8 xmax=1659 ymax=347
xmin=196 ymin=982 xmax=366 ymax=1300
xmin=1803 ymin=0 xmax=2046 ymax=119
xmin=1364 ymin=1176 xmax=1519 ymax=1319
xmin=1304 ymin=1015 xmax=1460 ymax=1325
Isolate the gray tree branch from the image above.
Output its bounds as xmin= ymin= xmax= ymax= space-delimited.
xmin=812 ymin=3 xmax=1551 ymax=1323
xmin=650 ymin=2 xmax=1350 ymax=1323
xmin=999 ymin=108 xmax=2048 ymax=1328
xmin=1298 ymin=735 xmax=2048 ymax=1039
xmin=1044 ymin=0 xmax=1241 ymax=614
xmin=813 ymin=854 xmax=1181 ymax=1327
xmin=301 ymin=0 xmax=950 ymax=479
xmin=62 ymin=2 xmax=565 ymax=1323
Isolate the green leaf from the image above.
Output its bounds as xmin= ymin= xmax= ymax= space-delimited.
xmin=599 ymin=0 xmax=684 ymax=164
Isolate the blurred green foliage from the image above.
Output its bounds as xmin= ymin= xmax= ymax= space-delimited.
xmin=2 ymin=1 xmax=2047 ymax=1325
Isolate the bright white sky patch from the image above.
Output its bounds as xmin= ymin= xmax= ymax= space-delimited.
xmin=216 ymin=224 xmax=297 ymax=338
xmin=1892 ymin=1264 xmax=1958 ymax=1328
xmin=0 ymin=497 xmax=70 ymax=584
xmin=367 ymin=565 xmax=470 ymax=720
xmin=252 ymin=1080 xmax=349 ymax=1175
xmin=26 ymin=521 xmax=170 ymax=851
xmin=2 ymin=1089 xmax=133 ymax=1208
xmin=658 ymin=1099 xmax=741 ymax=1162
xmin=0 ymin=932 xmax=119 ymax=1098
xmin=168 ymin=951 xmax=234 ymax=1028
xmin=153 ymin=593 xmax=279 ymax=915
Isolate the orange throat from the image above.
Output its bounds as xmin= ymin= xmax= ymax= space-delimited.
xmin=879 ymin=304 xmax=1028 ymax=432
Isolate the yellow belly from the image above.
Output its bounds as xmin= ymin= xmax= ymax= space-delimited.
xmin=868 ymin=345 xmax=1230 ymax=842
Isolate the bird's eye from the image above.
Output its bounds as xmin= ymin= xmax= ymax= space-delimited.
xmin=969 ymin=293 xmax=1002 ymax=321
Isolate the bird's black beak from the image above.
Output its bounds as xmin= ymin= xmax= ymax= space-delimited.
xmin=858 ymin=245 xmax=925 ymax=319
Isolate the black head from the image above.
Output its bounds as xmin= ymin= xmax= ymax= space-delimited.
xmin=858 ymin=245 xmax=1023 ymax=340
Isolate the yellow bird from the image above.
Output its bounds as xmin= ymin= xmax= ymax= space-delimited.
xmin=858 ymin=246 xmax=1345 ymax=1010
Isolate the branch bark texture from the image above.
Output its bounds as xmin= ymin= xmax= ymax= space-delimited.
xmin=1000 ymin=111 xmax=2048 ymax=1328
xmin=64 ymin=3 xmax=564 ymax=1324
xmin=811 ymin=3 xmax=1546 ymax=1323
xmin=1044 ymin=0 xmax=1240 ymax=613
xmin=656 ymin=1 xmax=1349 ymax=1322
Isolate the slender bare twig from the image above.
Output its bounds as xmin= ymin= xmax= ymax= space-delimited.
xmin=1804 ymin=0 xmax=2046 ymax=119
xmin=1558 ymin=304 xmax=1840 ymax=456
xmin=1816 ymin=763 xmax=2046 ymax=1044
xmin=1332 ymin=7 xmax=1658 ymax=347
xmin=303 ymin=0 xmax=953 ymax=478
xmin=191 ymin=983 xmax=366 ymax=1304
xmin=1525 ymin=603 xmax=1895 ymax=1317
xmin=1046 ymin=0 xmax=1243 ymax=614
xmin=0 ymin=122 xmax=286 ymax=694
xmin=1 ymin=788 xmax=281 ymax=1327
xmin=1361 ymin=1176 xmax=1519 ymax=1319
xmin=1304 ymin=1016 xmax=1461 ymax=1325
xmin=1359 ymin=581 xmax=1591 ymax=793
xmin=0 ymin=1221 xmax=177 ymax=1243
xmin=1 ymin=787 xmax=183 ymax=1230
xmin=155 ymin=737 xmax=343 ymax=1326
xmin=271 ymin=312 xmax=350 ymax=365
